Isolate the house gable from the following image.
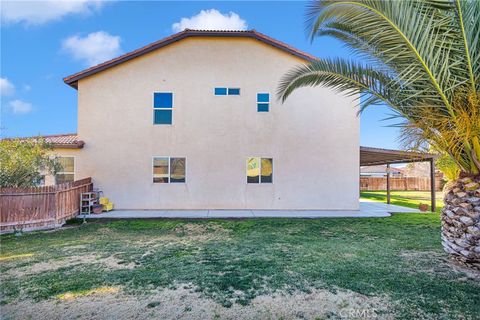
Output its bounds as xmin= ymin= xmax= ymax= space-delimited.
xmin=63 ymin=29 xmax=317 ymax=89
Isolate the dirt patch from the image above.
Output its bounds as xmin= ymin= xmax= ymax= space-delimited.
xmin=174 ymin=223 xmax=230 ymax=238
xmin=400 ymin=250 xmax=480 ymax=280
xmin=136 ymin=223 xmax=231 ymax=247
xmin=2 ymin=285 xmax=393 ymax=320
xmin=3 ymin=254 xmax=135 ymax=277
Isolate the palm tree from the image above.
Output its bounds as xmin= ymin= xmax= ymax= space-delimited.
xmin=278 ymin=0 xmax=479 ymax=269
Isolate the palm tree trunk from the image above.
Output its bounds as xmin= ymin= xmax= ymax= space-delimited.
xmin=442 ymin=176 xmax=480 ymax=269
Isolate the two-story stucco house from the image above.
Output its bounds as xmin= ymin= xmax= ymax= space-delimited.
xmin=45 ymin=29 xmax=360 ymax=210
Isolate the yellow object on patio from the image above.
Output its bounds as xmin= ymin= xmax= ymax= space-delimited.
xmin=99 ymin=197 xmax=109 ymax=205
xmin=103 ymin=202 xmax=114 ymax=212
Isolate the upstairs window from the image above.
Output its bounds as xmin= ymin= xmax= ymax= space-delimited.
xmin=214 ymin=87 xmax=240 ymax=96
xmin=214 ymin=87 xmax=227 ymax=95
xmin=153 ymin=157 xmax=186 ymax=183
xmin=257 ymin=93 xmax=269 ymax=112
xmin=247 ymin=157 xmax=273 ymax=183
xmin=228 ymin=88 xmax=240 ymax=95
xmin=56 ymin=157 xmax=75 ymax=184
xmin=153 ymin=92 xmax=173 ymax=125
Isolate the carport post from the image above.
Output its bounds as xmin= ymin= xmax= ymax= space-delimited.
xmin=430 ymin=158 xmax=436 ymax=212
xmin=386 ymin=164 xmax=391 ymax=204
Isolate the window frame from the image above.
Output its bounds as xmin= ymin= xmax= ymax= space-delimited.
xmin=257 ymin=92 xmax=270 ymax=112
xmin=152 ymin=156 xmax=187 ymax=184
xmin=153 ymin=92 xmax=174 ymax=125
xmin=227 ymin=88 xmax=241 ymax=96
xmin=55 ymin=156 xmax=75 ymax=184
xmin=214 ymin=87 xmax=227 ymax=96
xmin=214 ymin=87 xmax=241 ymax=96
xmin=246 ymin=157 xmax=274 ymax=184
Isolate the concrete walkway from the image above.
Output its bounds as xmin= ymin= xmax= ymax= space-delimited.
xmin=81 ymin=200 xmax=419 ymax=219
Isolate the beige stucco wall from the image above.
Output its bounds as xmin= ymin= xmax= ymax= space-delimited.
xmin=74 ymin=36 xmax=359 ymax=210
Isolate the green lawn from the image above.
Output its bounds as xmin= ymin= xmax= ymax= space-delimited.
xmin=361 ymin=190 xmax=444 ymax=213
xmin=1 ymin=216 xmax=478 ymax=319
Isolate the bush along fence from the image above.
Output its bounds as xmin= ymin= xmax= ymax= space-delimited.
xmin=0 ymin=177 xmax=92 ymax=233
xmin=360 ymin=176 xmax=442 ymax=191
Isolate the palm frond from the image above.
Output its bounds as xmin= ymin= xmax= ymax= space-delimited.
xmin=277 ymin=58 xmax=398 ymax=109
xmin=306 ymin=0 xmax=462 ymax=113
xmin=279 ymin=0 xmax=480 ymax=174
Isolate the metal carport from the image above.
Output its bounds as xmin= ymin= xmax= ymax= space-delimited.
xmin=360 ymin=146 xmax=438 ymax=211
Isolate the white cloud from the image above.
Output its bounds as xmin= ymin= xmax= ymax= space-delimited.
xmin=1 ymin=0 xmax=106 ymax=26
xmin=62 ymin=31 xmax=122 ymax=66
xmin=172 ymin=9 xmax=247 ymax=32
xmin=23 ymin=84 xmax=32 ymax=92
xmin=0 ymin=78 xmax=15 ymax=96
xmin=9 ymin=100 xmax=33 ymax=114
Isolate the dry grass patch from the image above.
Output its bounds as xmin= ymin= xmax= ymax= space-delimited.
xmin=56 ymin=286 xmax=120 ymax=301
xmin=3 ymin=254 xmax=136 ymax=278
xmin=399 ymin=250 xmax=480 ymax=280
xmin=2 ymin=285 xmax=393 ymax=320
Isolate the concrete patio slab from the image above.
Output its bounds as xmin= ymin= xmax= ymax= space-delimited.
xmin=208 ymin=210 xmax=255 ymax=218
xmin=253 ymin=210 xmax=391 ymax=218
xmin=360 ymin=200 xmax=420 ymax=213
xmin=80 ymin=200 xmax=420 ymax=219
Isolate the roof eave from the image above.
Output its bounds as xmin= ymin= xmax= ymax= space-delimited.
xmin=52 ymin=141 xmax=85 ymax=149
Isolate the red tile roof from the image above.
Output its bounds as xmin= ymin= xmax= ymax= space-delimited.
xmin=63 ymin=29 xmax=318 ymax=89
xmin=1 ymin=133 xmax=84 ymax=149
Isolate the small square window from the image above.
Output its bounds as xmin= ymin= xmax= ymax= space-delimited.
xmin=257 ymin=93 xmax=270 ymax=112
xmin=215 ymin=87 xmax=227 ymax=95
xmin=153 ymin=92 xmax=173 ymax=125
xmin=228 ymin=88 xmax=240 ymax=95
xmin=257 ymin=93 xmax=269 ymax=103
xmin=154 ymin=92 xmax=173 ymax=108
xmin=247 ymin=157 xmax=273 ymax=184
xmin=154 ymin=109 xmax=172 ymax=124
xmin=257 ymin=103 xmax=269 ymax=112
xmin=55 ymin=156 xmax=75 ymax=185
xmin=153 ymin=157 xmax=186 ymax=183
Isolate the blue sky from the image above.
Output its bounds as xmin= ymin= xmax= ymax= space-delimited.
xmin=0 ymin=1 xmax=402 ymax=149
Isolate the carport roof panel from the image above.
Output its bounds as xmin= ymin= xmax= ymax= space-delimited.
xmin=360 ymin=146 xmax=436 ymax=166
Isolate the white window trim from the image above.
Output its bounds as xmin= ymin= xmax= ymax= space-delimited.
xmin=56 ymin=156 xmax=75 ymax=184
xmin=153 ymin=91 xmax=174 ymax=125
xmin=152 ymin=156 xmax=187 ymax=184
xmin=246 ymin=157 xmax=274 ymax=184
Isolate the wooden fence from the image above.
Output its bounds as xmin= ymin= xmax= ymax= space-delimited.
xmin=360 ymin=176 xmax=442 ymax=191
xmin=0 ymin=178 xmax=92 ymax=233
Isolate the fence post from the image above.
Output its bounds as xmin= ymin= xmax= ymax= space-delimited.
xmin=54 ymin=188 xmax=59 ymax=226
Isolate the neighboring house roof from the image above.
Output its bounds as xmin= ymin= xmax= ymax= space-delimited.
xmin=63 ymin=29 xmax=318 ymax=89
xmin=360 ymin=165 xmax=404 ymax=175
xmin=1 ymin=133 xmax=84 ymax=149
